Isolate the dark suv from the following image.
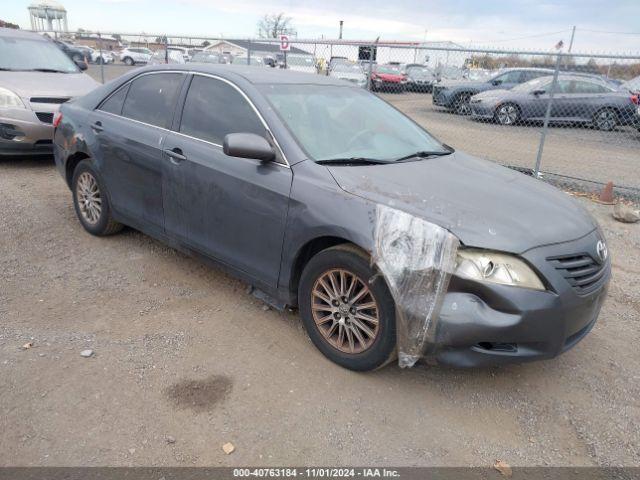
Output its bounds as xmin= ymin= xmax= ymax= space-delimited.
xmin=432 ymin=68 xmax=552 ymax=115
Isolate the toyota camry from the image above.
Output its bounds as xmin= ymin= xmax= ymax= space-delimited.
xmin=53 ymin=65 xmax=610 ymax=371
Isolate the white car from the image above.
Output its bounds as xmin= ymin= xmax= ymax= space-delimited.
xmin=148 ymin=50 xmax=186 ymax=65
xmin=119 ymin=47 xmax=153 ymax=66
xmin=284 ymin=55 xmax=316 ymax=73
xmin=167 ymin=46 xmax=190 ymax=62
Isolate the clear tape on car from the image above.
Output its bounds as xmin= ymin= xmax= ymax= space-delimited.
xmin=373 ymin=205 xmax=459 ymax=368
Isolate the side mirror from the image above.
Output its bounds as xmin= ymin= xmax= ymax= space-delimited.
xmin=75 ymin=59 xmax=88 ymax=71
xmin=532 ymin=89 xmax=545 ymax=96
xmin=223 ymin=133 xmax=275 ymax=162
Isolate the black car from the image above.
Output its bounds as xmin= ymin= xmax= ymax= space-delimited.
xmin=433 ymin=68 xmax=553 ymax=115
xmin=470 ymin=74 xmax=639 ymax=130
xmin=53 ymin=65 xmax=610 ymax=371
xmin=53 ymin=40 xmax=87 ymax=64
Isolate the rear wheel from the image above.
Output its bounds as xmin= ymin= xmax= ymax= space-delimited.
xmin=72 ymin=160 xmax=123 ymax=236
xmin=593 ymin=108 xmax=618 ymax=131
xmin=495 ymin=103 xmax=520 ymax=125
xmin=298 ymin=245 xmax=396 ymax=371
xmin=453 ymin=93 xmax=472 ymax=115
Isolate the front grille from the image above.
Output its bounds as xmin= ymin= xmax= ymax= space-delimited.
xmin=35 ymin=112 xmax=54 ymax=124
xmin=547 ymin=253 xmax=607 ymax=295
xmin=30 ymin=97 xmax=70 ymax=104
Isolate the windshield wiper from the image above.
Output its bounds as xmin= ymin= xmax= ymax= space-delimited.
xmin=393 ymin=148 xmax=454 ymax=162
xmin=316 ymin=157 xmax=393 ymax=165
xmin=23 ymin=68 xmax=70 ymax=73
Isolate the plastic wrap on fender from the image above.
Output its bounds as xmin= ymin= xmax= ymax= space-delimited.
xmin=373 ymin=205 xmax=459 ymax=368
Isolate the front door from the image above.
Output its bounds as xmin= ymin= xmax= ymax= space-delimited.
xmin=162 ymin=74 xmax=292 ymax=288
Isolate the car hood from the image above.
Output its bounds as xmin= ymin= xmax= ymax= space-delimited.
xmin=0 ymin=71 xmax=100 ymax=100
xmin=375 ymin=73 xmax=403 ymax=82
xmin=327 ymin=151 xmax=596 ymax=253
xmin=333 ymin=72 xmax=366 ymax=81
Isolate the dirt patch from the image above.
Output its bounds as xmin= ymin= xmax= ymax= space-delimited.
xmin=165 ymin=375 xmax=233 ymax=412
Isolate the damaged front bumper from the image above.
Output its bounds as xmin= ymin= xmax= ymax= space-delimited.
xmin=432 ymin=230 xmax=610 ymax=367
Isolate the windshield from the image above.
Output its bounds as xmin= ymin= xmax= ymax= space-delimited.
xmin=376 ymin=66 xmax=401 ymax=75
xmin=333 ymin=63 xmax=364 ymax=74
xmin=0 ymin=36 xmax=79 ymax=73
xmin=262 ymin=84 xmax=448 ymax=162
xmin=287 ymin=56 xmax=314 ymax=66
xmin=192 ymin=52 xmax=223 ymax=63
xmin=233 ymin=57 xmax=262 ymax=66
xmin=512 ymin=76 xmax=551 ymax=92
xmin=467 ymin=70 xmax=491 ymax=81
xmin=621 ymin=75 xmax=640 ymax=92
xmin=407 ymin=67 xmax=433 ymax=78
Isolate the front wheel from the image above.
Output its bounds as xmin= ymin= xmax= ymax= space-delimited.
xmin=298 ymin=245 xmax=396 ymax=371
xmin=123 ymin=57 xmax=134 ymax=66
xmin=593 ymin=108 xmax=618 ymax=131
xmin=72 ymin=160 xmax=123 ymax=236
xmin=495 ymin=103 xmax=520 ymax=125
xmin=453 ymin=93 xmax=472 ymax=115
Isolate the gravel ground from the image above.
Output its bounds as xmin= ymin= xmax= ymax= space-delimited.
xmin=1 ymin=156 xmax=639 ymax=467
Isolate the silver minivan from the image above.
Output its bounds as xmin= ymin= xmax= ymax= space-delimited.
xmin=0 ymin=28 xmax=99 ymax=156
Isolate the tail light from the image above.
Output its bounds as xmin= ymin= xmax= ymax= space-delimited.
xmin=53 ymin=111 xmax=63 ymax=128
xmin=631 ymin=94 xmax=639 ymax=105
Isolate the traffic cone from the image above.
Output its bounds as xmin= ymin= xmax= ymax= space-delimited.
xmin=598 ymin=181 xmax=615 ymax=204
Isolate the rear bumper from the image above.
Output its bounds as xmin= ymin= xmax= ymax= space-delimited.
xmin=430 ymin=230 xmax=611 ymax=367
xmin=0 ymin=112 xmax=54 ymax=156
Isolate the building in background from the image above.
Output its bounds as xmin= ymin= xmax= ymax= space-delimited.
xmin=28 ymin=0 xmax=68 ymax=32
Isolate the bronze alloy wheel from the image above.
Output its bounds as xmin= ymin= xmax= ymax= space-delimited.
xmin=311 ymin=268 xmax=380 ymax=354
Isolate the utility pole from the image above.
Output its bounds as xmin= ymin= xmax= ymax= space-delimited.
xmin=568 ymin=25 xmax=576 ymax=53
xmin=339 ymin=20 xmax=343 ymax=39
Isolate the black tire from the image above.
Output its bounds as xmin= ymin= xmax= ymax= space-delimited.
xmin=593 ymin=108 xmax=618 ymax=131
xmin=71 ymin=160 xmax=123 ymax=236
xmin=453 ymin=92 xmax=472 ymax=115
xmin=123 ymin=57 xmax=134 ymax=66
xmin=495 ymin=102 xmax=521 ymax=125
xmin=298 ymin=244 xmax=396 ymax=371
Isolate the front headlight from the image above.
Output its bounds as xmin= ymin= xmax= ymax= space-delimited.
xmin=0 ymin=87 xmax=26 ymax=109
xmin=455 ymin=249 xmax=545 ymax=291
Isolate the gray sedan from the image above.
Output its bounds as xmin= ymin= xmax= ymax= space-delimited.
xmin=470 ymin=74 xmax=638 ymax=130
xmin=53 ymin=65 xmax=609 ymax=371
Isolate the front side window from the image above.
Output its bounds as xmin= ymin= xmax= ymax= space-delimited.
xmin=262 ymin=84 xmax=448 ymax=162
xmin=180 ymin=76 xmax=265 ymax=145
xmin=493 ymin=71 xmax=523 ymax=84
xmin=121 ymin=73 xmax=184 ymax=129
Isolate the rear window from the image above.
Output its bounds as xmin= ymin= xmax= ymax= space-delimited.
xmin=121 ymin=73 xmax=184 ymax=129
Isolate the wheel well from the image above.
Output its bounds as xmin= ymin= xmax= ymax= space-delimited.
xmin=65 ymin=152 xmax=90 ymax=187
xmin=289 ymin=236 xmax=357 ymax=296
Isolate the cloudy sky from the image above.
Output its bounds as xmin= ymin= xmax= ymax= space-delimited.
xmin=5 ymin=0 xmax=640 ymax=52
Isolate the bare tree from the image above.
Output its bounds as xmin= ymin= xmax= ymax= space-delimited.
xmin=257 ymin=13 xmax=297 ymax=38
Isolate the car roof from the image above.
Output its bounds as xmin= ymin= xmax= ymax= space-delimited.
xmin=0 ymin=27 xmax=49 ymax=41
xmin=137 ymin=64 xmax=348 ymax=86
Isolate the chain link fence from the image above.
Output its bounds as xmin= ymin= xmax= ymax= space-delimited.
xmin=40 ymin=31 xmax=640 ymax=200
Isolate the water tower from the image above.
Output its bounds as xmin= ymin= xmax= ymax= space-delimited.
xmin=28 ymin=0 xmax=68 ymax=32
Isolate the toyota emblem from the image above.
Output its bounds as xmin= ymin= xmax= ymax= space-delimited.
xmin=596 ymin=240 xmax=608 ymax=263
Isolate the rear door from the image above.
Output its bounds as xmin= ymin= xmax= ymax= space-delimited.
xmin=92 ymin=72 xmax=185 ymax=234
xmin=162 ymin=74 xmax=293 ymax=287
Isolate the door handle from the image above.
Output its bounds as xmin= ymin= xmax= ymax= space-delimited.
xmin=91 ymin=121 xmax=103 ymax=133
xmin=164 ymin=147 xmax=187 ymax=163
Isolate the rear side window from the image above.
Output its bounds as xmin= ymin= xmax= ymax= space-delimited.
xmin=180 ymin=76 xmax=265 ymax=145
xmin=99 ymin=84 xmax=129 ymax=115
xmin=572 ymin=80 xmax=609 ymax=94
xmin=122 ymin=73 xmax=184 ymax=129
xmin=522 ymin=70 xmax=546 ymax=82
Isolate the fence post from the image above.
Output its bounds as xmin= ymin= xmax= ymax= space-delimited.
xmin=366 ymin=43 xmax=375 ymax=91
xmin=533 ymin=52 xmax=562 ymax=177
xmin=97 ymin=32 xmax=105 ymax=84
xmin=247 ymin=38 xmax=251 ymax=65
xmin=164 ymin=35 xmax=168 ymax=64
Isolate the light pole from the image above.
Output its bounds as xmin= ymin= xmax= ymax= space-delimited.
xmin=339 ymin=20 xmax=343 ymax=39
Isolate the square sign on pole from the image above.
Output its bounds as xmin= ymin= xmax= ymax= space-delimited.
xmin=279 ymin=34 xmax=290 ymax=51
